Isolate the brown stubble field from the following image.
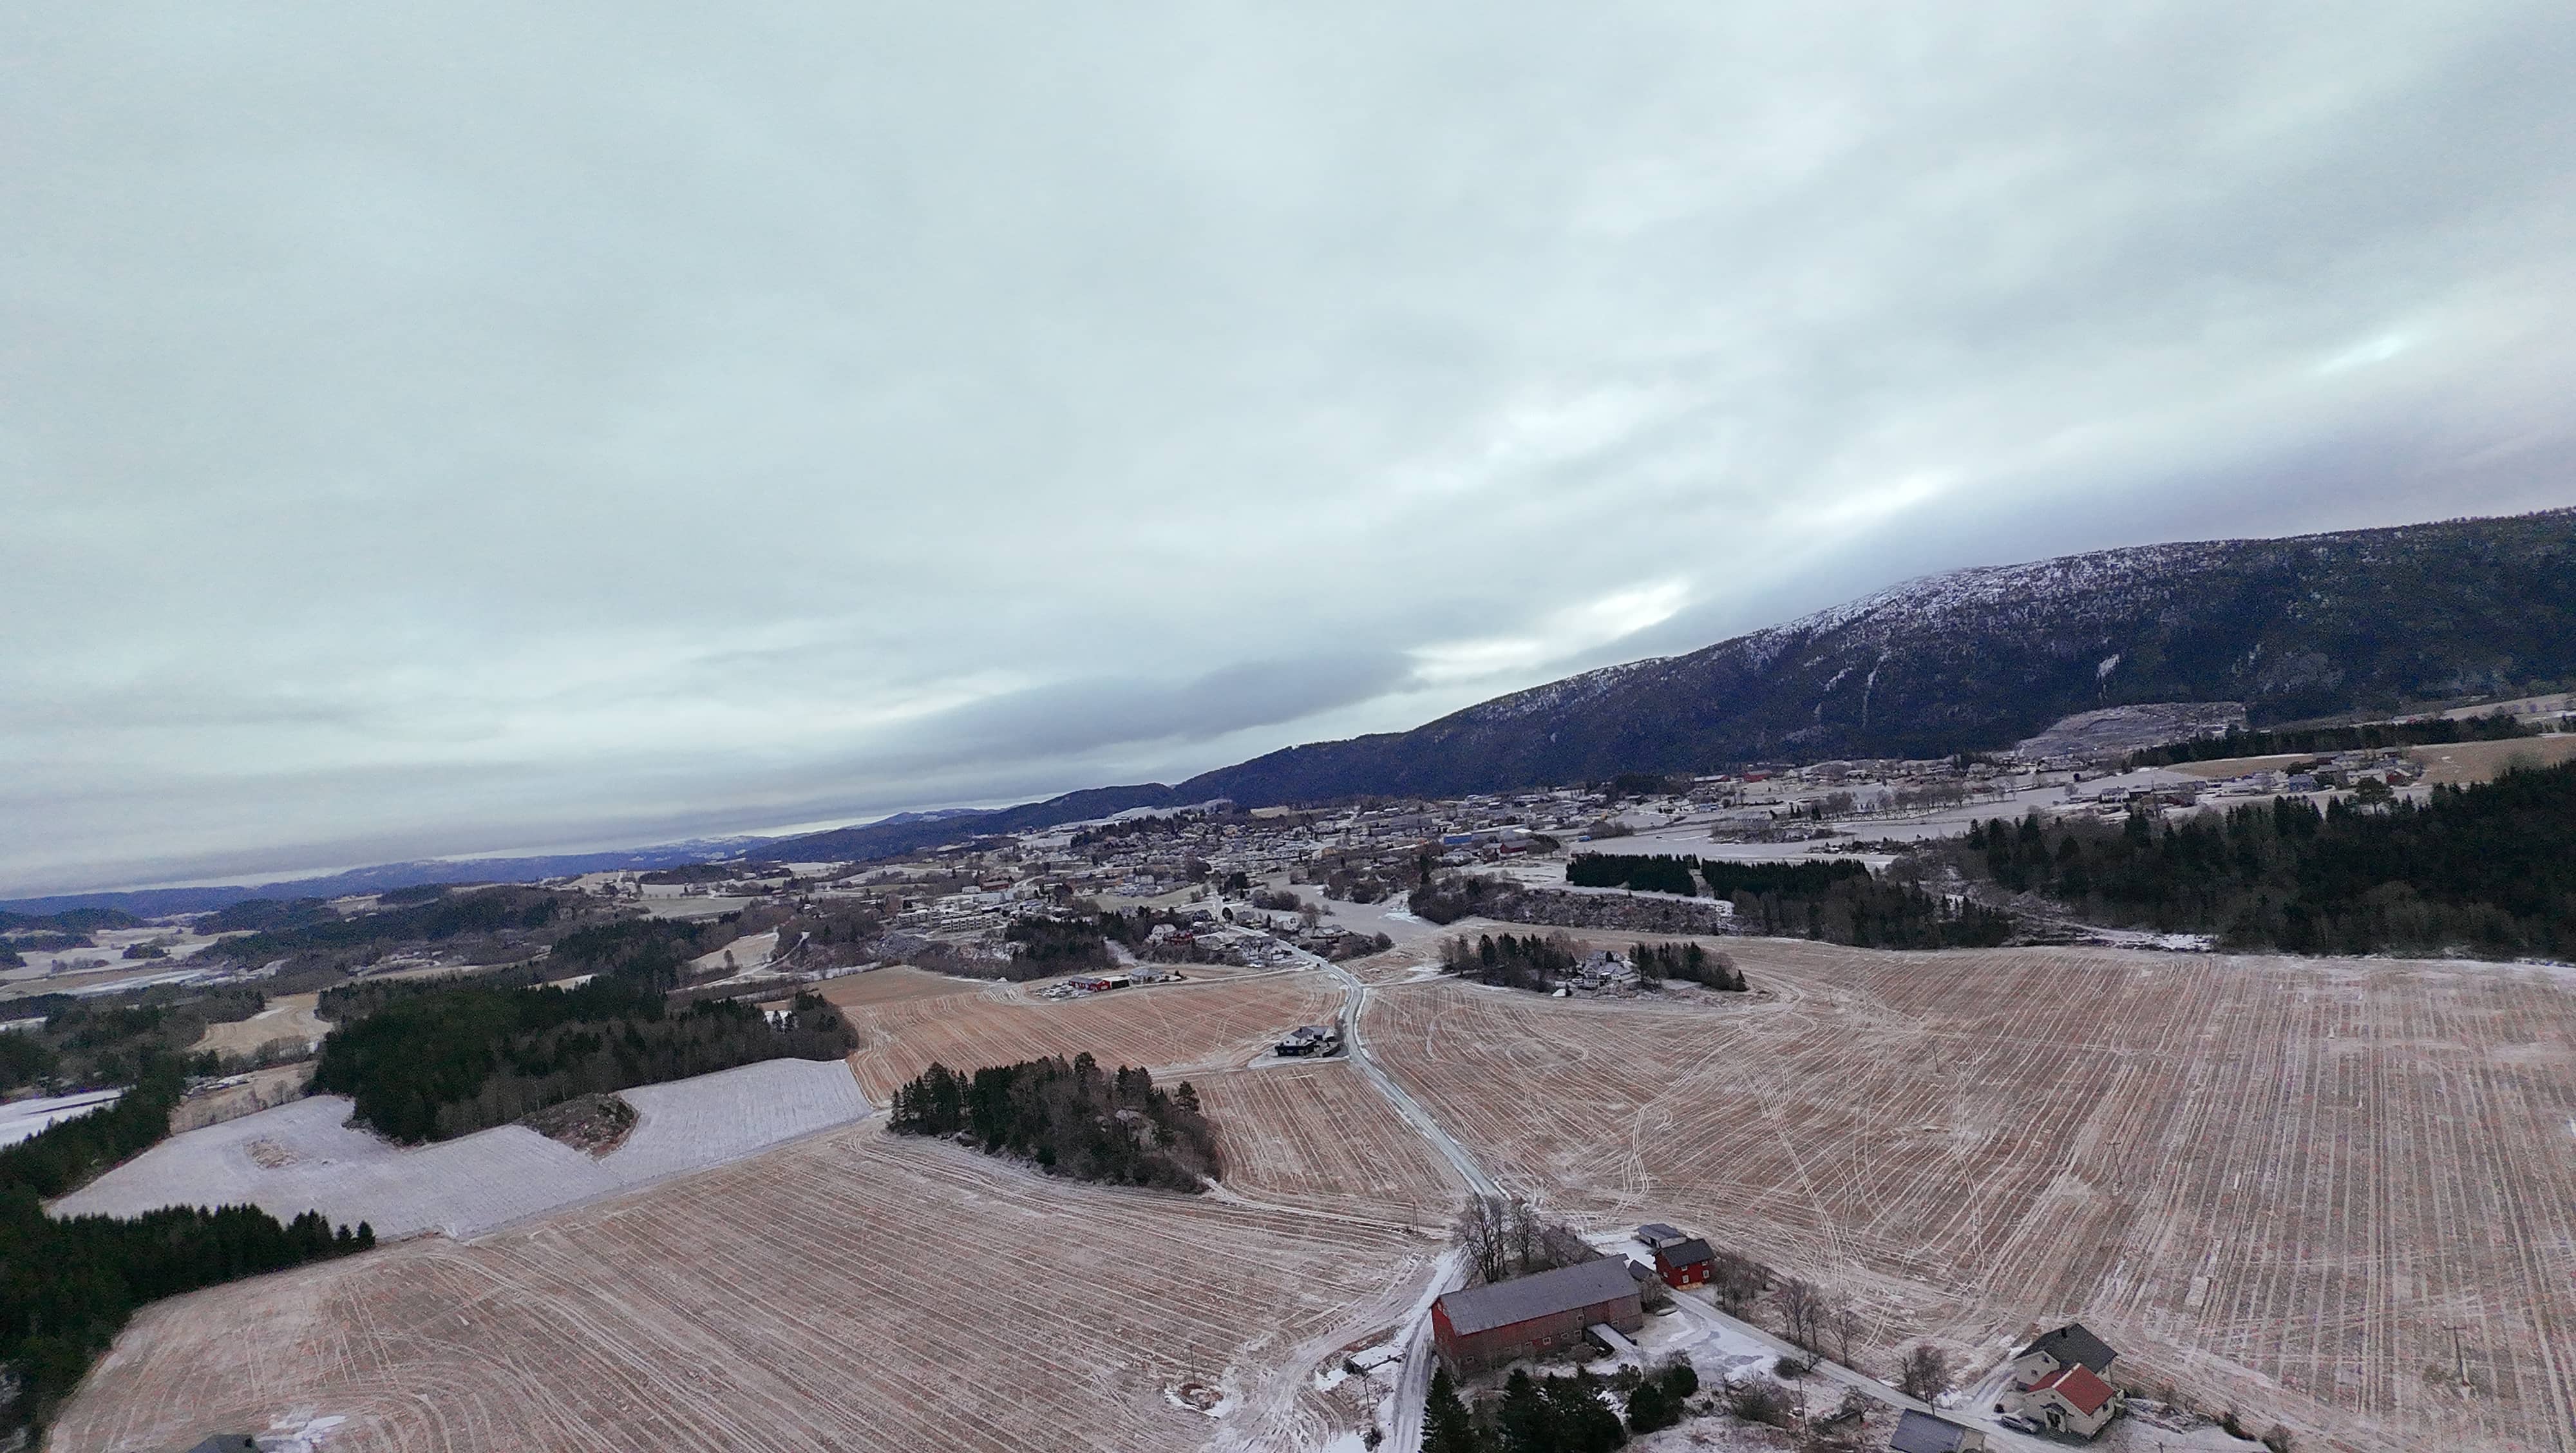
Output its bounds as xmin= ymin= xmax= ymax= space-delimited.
xmin=1193 ymin=1059 xmax=1467 ymax=1226
xmin=1362 ymin=940 xmax=2576 ymax=1453
xmin=53 ymin=1122 xmax=1443 ymax=1453
xmin=837 ymin=971 xmax=1340 ymax=1103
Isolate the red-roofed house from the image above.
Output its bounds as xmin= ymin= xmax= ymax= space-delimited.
xmin=2007 ymin=1361 xmax=2119 ymax=1438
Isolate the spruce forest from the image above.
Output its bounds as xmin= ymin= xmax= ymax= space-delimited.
xmin=1951 ymin=761 xmax=2576 ymax=955
xmin=886 ymin=1054 xmax=1221 ymax=1191
xmin=312 ymin=972 xmax=857 ymax=1143
xmin=0 ymin=1055 xmax=370 ymax=1442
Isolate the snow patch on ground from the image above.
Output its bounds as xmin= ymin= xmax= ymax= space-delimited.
xmin=52 ymin=1058 xmax=871 ymax=1239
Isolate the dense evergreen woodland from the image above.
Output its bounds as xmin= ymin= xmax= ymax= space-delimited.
xmin=887 ymin=1054 xmax=1219 ymax=1191
xmin=1001 ymin=916 xmax=1115 ymax=973
xmin=2123 ymin=712 xmax=2539 ymax=768
xmin=0 ymin=1054 xmax=370 ymax=1441
xmin=312 ymin=973 xmax=856 ymax=1142
xmin=1955 ymin=761 xmax=2576 ymax=954
xmin=1566 ymin=853 xmax=1701 ymax=895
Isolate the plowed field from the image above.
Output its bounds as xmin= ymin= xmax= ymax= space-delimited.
xmin=1195 ymin=1059 xmax=1466 ymax=1226
xmin=1362 ymin=941 xmax=2576 ymax=1453
xmin=840 ymin=971 xmax=1339 ymax=1103
xmin=52 ymin=1125 xmax=1441 ymax=1453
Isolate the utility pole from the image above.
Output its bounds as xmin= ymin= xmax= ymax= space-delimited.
xmin=2443 ymin=1323 xmax=2472 ymax=1389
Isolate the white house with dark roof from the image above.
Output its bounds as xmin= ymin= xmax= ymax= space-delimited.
xmin=1998 ymin=1321 xmax=2124 ymax=1439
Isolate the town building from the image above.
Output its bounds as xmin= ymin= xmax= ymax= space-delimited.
xmin=1431 ymin=1258 xmax=1645 ymax=1372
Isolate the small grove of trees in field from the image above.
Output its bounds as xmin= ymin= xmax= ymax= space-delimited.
xmin=1948 ymin=761 xmax=2576 ymax=954
xmin=1439 ymin=932 xmax=1581 ymax=992
xmin=1412 ymin=873 xmax=1515 ymax=926
xmin=887 ymin=1054 xmax=1219 ymax=1192
xmin=0 ymin=1052 xmax=373 ymax=1443
xmin=310 ymin=976 xmax=857 ymax=1143
xmin=1627 ymin=941 xmax=1747 ymax=991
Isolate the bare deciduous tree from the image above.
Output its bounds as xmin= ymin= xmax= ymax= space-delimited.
xmin=1898 ymin=1344 xmax=1954 ymax=1402
xmin=1775 ymin=1276 xmax=1824 ymax=1352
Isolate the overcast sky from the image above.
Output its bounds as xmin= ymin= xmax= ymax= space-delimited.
xmin=8 ymin=3 xmax=2576 ymax=895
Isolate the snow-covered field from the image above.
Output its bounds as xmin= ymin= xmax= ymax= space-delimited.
xmin=52 ymin=1058 xmax=871 ymax=1239
xmin=0 ymin=1087 xmax=124 ymax=1148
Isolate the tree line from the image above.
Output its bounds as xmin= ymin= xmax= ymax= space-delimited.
xmin=887 ymin=1054 xmax=1219 ymax=1191
xmin=1566 ymin=854 xmax=1700 ymax=895
xmin=2123 ymin=711 xmax=2537 ymax=768
xmin=310 ymin=973 xmax=856 ymax=1143
xmin=0 ymin=1053 xmax=370 ymax=1443
xmin=1949 ymin=761 xmax=2576 ymax=954
xmin=1724 ymin=874 xmax=2014 ymax=949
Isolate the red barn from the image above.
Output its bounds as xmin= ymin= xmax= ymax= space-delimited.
xmin=1653 ymin=1236 xmax=1715 ymax=1287
xmin=1432 ymin=1259 xmax=1644 ymax=1372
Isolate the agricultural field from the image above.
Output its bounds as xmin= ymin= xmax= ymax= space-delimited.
xmin=53 ymin=1059 xmax=870 ymax=1239
xmin=52 ymin=1124 xmax=1444 ymax=1453
xmin=2405 ymin=733 xmax=2576 ymax=784
xmin=1362 ymin=940 xmax=2576 ymax=1453
xmin=190 ymin=991 xmax=329 ymax=1059
xmin=1193 ymin=1059 xmax=1466 ymax=1226
xmin=810 ymin=962 xmax=988 ymax=1009
xmin=838 ymin=969 xmax=1339 ymax=1103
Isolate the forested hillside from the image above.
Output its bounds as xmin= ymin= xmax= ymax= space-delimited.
xmin=1947 ymin=762 xmax=2576 ymax=955
xmin=1183 ymin=509 xmax=2576 ymax=801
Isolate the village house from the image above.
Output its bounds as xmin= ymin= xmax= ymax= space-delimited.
xmin=1651 ymin=1235 xmax=1715 ymax=1288
xmin=1998 ymin=1322 xmax=2123 ymax=1439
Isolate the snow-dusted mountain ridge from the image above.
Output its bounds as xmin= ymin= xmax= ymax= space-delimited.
xmin=1178 ymin=508 xmax=2576 ymax=802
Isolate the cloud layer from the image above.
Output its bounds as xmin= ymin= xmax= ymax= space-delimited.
xmin=8 ymin=3 xmax=2576 ymax=892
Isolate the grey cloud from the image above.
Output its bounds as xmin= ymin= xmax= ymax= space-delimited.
xmin=7 ymin=1 xmax=2576 ymax=893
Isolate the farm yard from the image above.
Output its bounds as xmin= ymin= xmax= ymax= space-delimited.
xmin=1361 ymin=940 xmax=2576 ymax=1453
xmin=838 ymin=969 xmax=1340 ymax=1103
xmin=51 ymin=1124 xmax=1444 ymax=1453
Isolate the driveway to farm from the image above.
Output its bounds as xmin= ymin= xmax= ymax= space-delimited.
xmin=1323 ymin=958 xmax=1488 ymax=1453
xmin=1323 ymin=956 xmax=2060 ymax=1453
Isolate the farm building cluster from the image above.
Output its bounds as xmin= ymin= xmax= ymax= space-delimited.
xmin=1271 ymin=1023 xmax=1342 ymax=1058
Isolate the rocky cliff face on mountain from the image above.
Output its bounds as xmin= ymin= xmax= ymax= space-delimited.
xmin=1179 ymin=508 xmax=2576 ymax=802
